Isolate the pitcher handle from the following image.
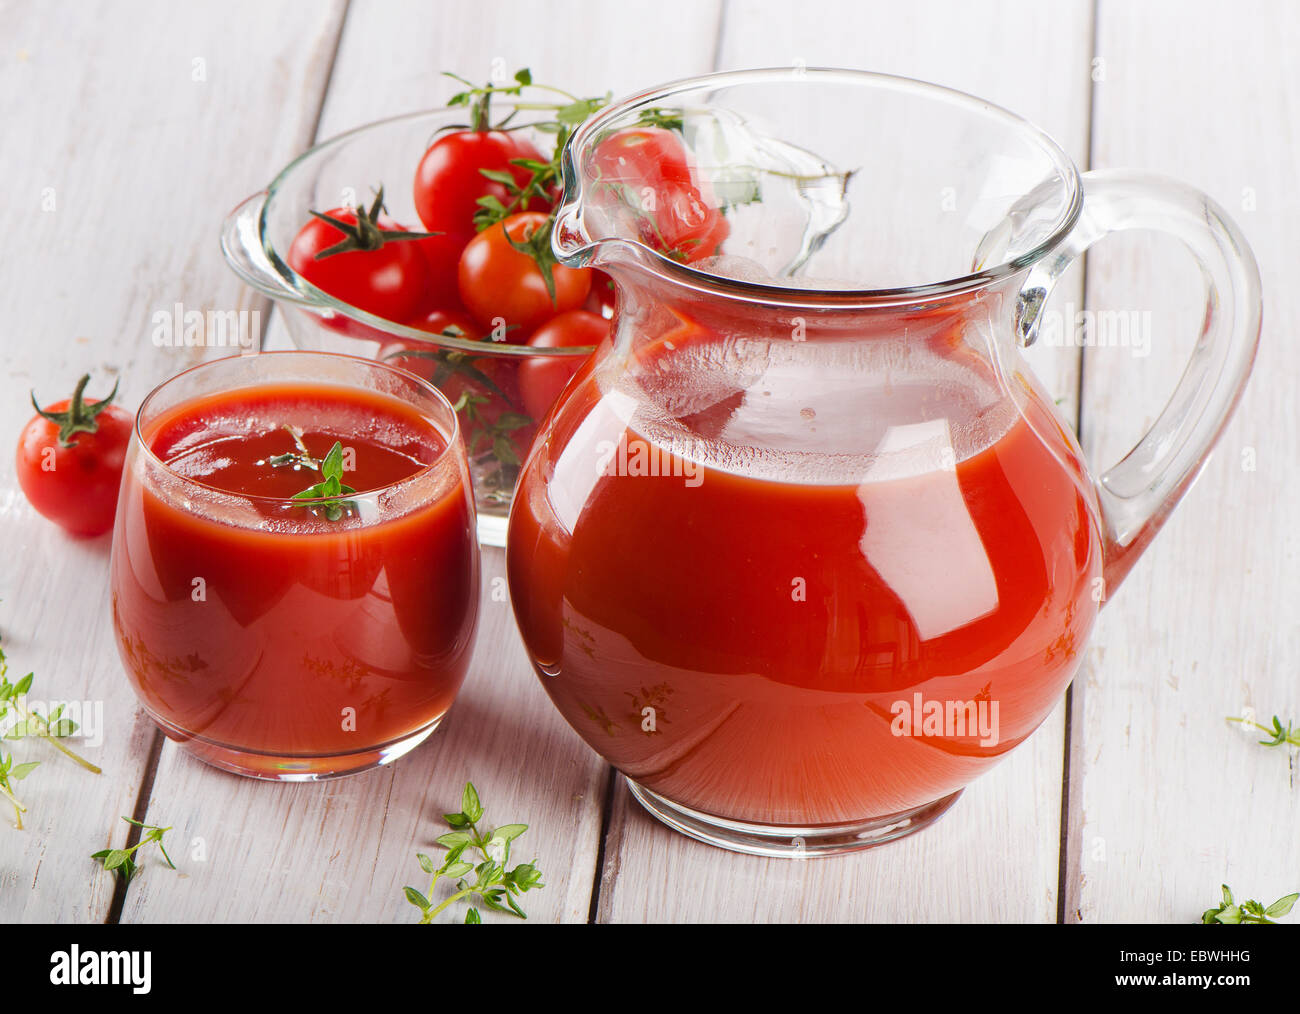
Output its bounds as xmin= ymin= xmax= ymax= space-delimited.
xmin=1018 ymin=169 xmax=1261 ymax=594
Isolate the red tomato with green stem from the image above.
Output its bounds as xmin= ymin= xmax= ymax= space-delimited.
xmin=457 ymin=212 xmax=591 ymax=335
xmin=654 ymin=186 xmax=730 ymax=262
xmin=16 ymin=374 xmax=132 ymax=537
xmin=517 ymin=310 xmax=609 ymax=422
xmin=413 ymin=129 xmax=549 ymax=238
xmin=591 ymin=127 xmax=696 ymax=190
xmin=590 ymin=127 xmax=729 ymax=263
xmin=288 ymin=189 xmax=434 ymax=323
xmin=413 ymin=233 xmax=471 ymax=316
xmin=379 ymin=308 xmax=485 ymax=384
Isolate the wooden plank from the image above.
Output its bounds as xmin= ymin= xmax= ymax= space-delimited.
xmin=596 ymin=0 xmax=1095 ymax=923
xmin=0 ymin=0 xmax=347 ymax=920
xmin=319 ymin=0 xmax=725 ymax=119
xmin=125 ymin=0 xmax=724 ymax=922
xmin=1067 ymin=0 xmax=1297 ymax=922
xmin=599 ymin=700 xmax=1070 ymax=922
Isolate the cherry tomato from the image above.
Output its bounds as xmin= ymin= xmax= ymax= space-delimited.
xmin=517 ymin=310 xmax=608 ymax=421
xmin=413 ymin=130 xmax=548 ymax=238
xmin=457 ymin=212 xmax=591 ymax=335
xmin=590 ymin=127 xmax=728 ymax=263
xmin=16 ymin=375 xmax=131 ymax=537
xmin=288 ymin=206 xmax=430 ymax=322
xmin=657 ymin=186 xmax=730 ymax=262
xmin=591 ymin=127 xmax=694 ymax=190
xmin=380 ymin=309 xmax=485 ymax=383
xmin=413 ymin=233 xmax=470 ymax=316
xmin=407 ymin=307 xmax=485 ymax=341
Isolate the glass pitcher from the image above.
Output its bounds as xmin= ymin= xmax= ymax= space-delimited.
xmin=506 ymin=69 xmax=1261 ymax=857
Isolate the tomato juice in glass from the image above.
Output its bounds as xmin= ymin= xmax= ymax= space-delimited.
xmin=110 ymin=352 xmax=479 ymax=780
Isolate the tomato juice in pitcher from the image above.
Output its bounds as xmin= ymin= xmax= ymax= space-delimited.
xmin=510 ymin=302 xmax=1101 ymax=830
xmin=507 ymin=69 xmax=1260 ymax=855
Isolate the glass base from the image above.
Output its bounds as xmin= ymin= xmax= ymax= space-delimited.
xmin=149 ymin=711 xmax=444 ymax=781
xmin=626 ymin=778 xmax=963 ymax=857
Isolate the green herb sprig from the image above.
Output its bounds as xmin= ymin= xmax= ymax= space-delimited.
xmin=0 ymin=751 xmax=37 ymax=829
xmin=288 ymin=438 xmax=357 ymax=522
xmin=0 ymin=639 xmax=100 ymax=774
xmin=444 ymin=67 xmax=536 ymax=134
xmin=1227 ymin=713 xmax=1300 ymax=749
xmin=404 ymin=782 xmax=544 ymax=924
xmin=308 ymin=186 xmax=439 ymax=261
xmin=267 ymin=423 xmax=320 ymax=471
xmin=91 ymin=816 xmax=177 ymax=884
xmin=1202 ymin=884 xmax=1298 ymax=924
xmin=451 ymin=390 xmax=532 ymax=468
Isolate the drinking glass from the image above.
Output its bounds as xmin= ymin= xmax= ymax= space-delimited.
xmin=111 ymin=352 xmax=480 ymax=780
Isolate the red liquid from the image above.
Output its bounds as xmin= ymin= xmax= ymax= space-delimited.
xmin=111 ymin=383 xmax=478 ymax=771
xmin=509 ymin=330 xmax=1102 ymax=825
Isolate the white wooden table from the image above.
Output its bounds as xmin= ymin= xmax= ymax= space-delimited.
xmin=2 ymin=0 xmax=1294 ymax=924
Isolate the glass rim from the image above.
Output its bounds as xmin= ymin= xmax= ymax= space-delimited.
xmin=554 ymin=66 xmax=1086 ymax=307
xmin=133 ymin=350 xmax=463 ymax=508
xmin=255 ymin=104 xmax=594 ymax=360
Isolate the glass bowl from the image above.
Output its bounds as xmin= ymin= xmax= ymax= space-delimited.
xmin=220 ymin=105 xmax=596 ymax=546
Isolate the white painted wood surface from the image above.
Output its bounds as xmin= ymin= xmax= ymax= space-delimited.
xmin=0 ymin=0 xmax=348 ymax=921
xmin=1065 ymin=0 xmax=1300 ymax=923
xmin=0 ymin=0 xmax=1288 ymax=923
